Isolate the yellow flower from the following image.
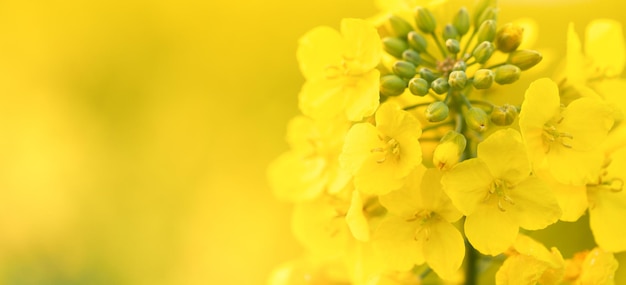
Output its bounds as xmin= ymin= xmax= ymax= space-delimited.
xmin=587 ymin=146 xmax=626 ymax=253
xmin=340 ymin=102 xmax=422 ymax=195
xmin=562 ymin=248 xmax=619 ymax=285
xmin=518 ymin=78 xmax=613 ymax=186
xmin=495 ymin=235 xmax=565 ymax=285
xmin=297 ymin=18 xmax=382 ymax=121
xmin=268 ymin=116 xmax=352 ymax=202
xmin=373 ymin=167 xmax=464 ymax=280
xmin=442 ymin=128 xmax=561 ymax=255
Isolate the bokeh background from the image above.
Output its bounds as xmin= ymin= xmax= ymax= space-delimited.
xmin=0 ymin=0 xmax=623 ymax=284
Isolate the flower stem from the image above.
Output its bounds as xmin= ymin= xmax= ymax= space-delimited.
xmin=465 ymin=241 xmax=479 ymax=285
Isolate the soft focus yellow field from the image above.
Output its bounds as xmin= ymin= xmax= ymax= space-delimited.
xmin=0 ymin=0 xmax=623 ymax=284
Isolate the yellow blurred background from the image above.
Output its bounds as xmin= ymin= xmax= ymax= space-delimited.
xmin=0 ymin=0 xmax=623 ymax=284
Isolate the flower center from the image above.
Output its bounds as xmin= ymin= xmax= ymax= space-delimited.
xmin=370 ymin=136 xmax=401 ymax=163
xmin=542 ymin=119 xmax=574 ymax=151
xmin=487 ymin=179 xmax=516 ymax=211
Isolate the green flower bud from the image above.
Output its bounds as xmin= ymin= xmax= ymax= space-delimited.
xmin=409 ymin=78 xmax=429 ymax=96
xmin=387 ymin=15 xmax=414 ymax=39
xmin=472 ymin=41 xmax=495 ymax=64
xmin=446 ymin=39 xmax=461 ymax=54
xmin=507 ymin=49 xmax=543 ymax=70
xmin=465 ymin=107 xmax=488 ymax=132
xmin=473 ymin=0 xmax=496 ymax=27
xmin=490 ymin=104 xmax=518 ymax=126
xmin=425 ymin=101 xmax=449 ymax=122
xmin=380 ymin=74 xmax=407 ymax=96
xmin=402 ymin=49 xmax=422 ymax=66
xmin=431 ymin=77 xmax=449 ymax=94
xmin=494 ymin=64 xmax=521 ymax=85
xmin=453 ymin=7 xmax=470 ymax=36
xmin=383 ymin=37 xmax=409 ymax=58
xmin=392 ymin=60 xmax=417 ymax=78
xmin=496 ymin=23 xmax=524 ymax=52
xmin=443 ymin=24 xmax=459 ymax=41
xmin=415 ymin=7 xmax=437 ymax=34
xmin=453 ymin=60 xmax=467 ymax=71
xmin=419 ymin=68 xmax=438 ymax=82
xmin=477 ymin=20 xmax=497 ymax=43
xmin=448 ymin=70 xmax=467 ymax=89
xmin=408 ymin=31 xmax=428 ymax=53
xmin=472 ymin=69 xmax=494 ymax=89
xmin=433 ymin=130 xmax=467 ymax=170
xmin=477 ymin=7 xmax=498 ymax=26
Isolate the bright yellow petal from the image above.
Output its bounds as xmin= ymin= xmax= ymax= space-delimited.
xmin=519 ymin=78 xmax=561 ymax=166
xmin=376 ymin=102 xmax=422 ymax=139
xmin=588 ymin=189 xmax=626 ymax=252
xmin=340 ymin=123 xmax=380 ymax=176
xmin=345 ymin=69 xmax=380 ymax=121
xmin=421 ymin=168 xmax=462 ymax=223
xmin=346 ymin=190 xmax=370 ymax=241
xmin=298 ymin=77 xmax=349 ymax=120
xmin=560 ymin=97 xmax=614 ymax=151
xmin=495 ymin=254 xmax=546 ymax=285
xmin=477 ymin=129 xmax=531 ymax=185
xmin=340 ymin=18 xmax=382 ymax=74
xmin=465 ymin=204 xmax=519 ymax=256
xmin=579 ymin=248 xmax=619 ymax=284
xmin=423 ymin=219 xmax=465 ymax=280
xmin=546 ymin=147 xmax=604 ymax=186
xmin=372 ymin=215 xmax=425 ymax=271
xmin=292 ymin=199 xmax=351 ymax=259
xmin=379 ymin=165 xmax=427 ymax=217
xmin=585 ymin=19 xmax=625 ymax=77
xmin=509 ymin=176 xmax=561 ymax=231
xmin=442 ymin=158 xmax=493 ymax=215
xmin=537 ymin=170 xmax=588 ymax=222
xmin=297 ymin=26 xmax=343 ymax=80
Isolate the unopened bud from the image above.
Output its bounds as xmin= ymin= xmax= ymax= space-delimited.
xmin=490 ymin=104 xmax=518 ymax=126
xmin=448 ymin=70 xmax=467 ymax=89
xmin=494 ymin=64 xmax=521 ymax=84
xmin=443 ymin=24 xmax=459 ymax=41
xmin=453 ymin=7 xmax=470 ymax=36
xmin=473 ymin=41 xmax=495 ymax=64
xmin=392 ymin=61 xmax=417 ymax=78
xmin=409 ymin=78 xmax=429 ymax=96
xmin=383 ymin=37 xmax=409 ymax=58
xmin=446 ymin=39 xmax=461 ymax=54
xmin=380 ymin=74 xmax=407 ymax=96
xmin=425 ymin=101 xmax=449 ymax=122
xmin=387 ymin=15 xmax=414 ymax=39
xmin=431 ymin=77 xmax=449 ymax=94
xmin=408 ymin=31 xmax=428 ymax=53
xmin=402 ymin=49 xmax=422 ymax=66
xmin=433 ymin=131 xmax=467 ymax=170
xmin=419 ymin=68 xmax=438 ymax=82
xmin=477 ymin=7 xmax=498 ymax=26
xmin=472 ymin=69 xmax=494 ymax=89
xmin=453 ymin=60 xmax=467 ymax=71
xmin=415 ymin=7 xmax=437 ymax=34
xmin=473 ymin=0 xmax=496 ymax=27
xmin=496 ymin=23 xmax=524 ymax=52
xmin=477 ymin=20 xmax=497 ymax=43
xmin=465 ymin=107 xmax=488 ymax=132
xmin=507 ymin=49 xmax=543 ymax=70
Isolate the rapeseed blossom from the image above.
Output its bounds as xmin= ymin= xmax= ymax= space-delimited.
xmin=268 ymin=0 xmax=626 ymax=283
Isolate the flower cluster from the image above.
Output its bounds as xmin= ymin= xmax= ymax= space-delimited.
xmin=268 ymin=0 xmax=625 ymax=284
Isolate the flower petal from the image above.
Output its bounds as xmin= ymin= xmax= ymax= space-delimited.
xmin=585 ymin=19 xmax=625 ymax=77
xmin=372 ymin=215 xmax=425 ymax=271
xmin=478 ymin=129 xmax=531 ymax=185
xmin=297 ymin=26 xmax=343 ymax=80
xmin=509 ymin=176 xmax=561 ymax=230
xmin=423 ymin=219 xmax=465 ymax=280
xmin=465 ymin=204 xmax=519 ymax=256
xmin=346 ymin=190 xmax=370 ymax=241
xmin=442 ymin=159 xmax=493 ymax=215
xmin=341 ymin=18 xmax=382 ymax=74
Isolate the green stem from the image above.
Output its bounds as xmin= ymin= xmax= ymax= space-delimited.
xmin=465 ymin=240 xmax=478 ymax=285
xmin=431 ymin=32 xmax=448 ymax=58
xmin=403 ymin=102 xmax=433 ymax=111
xmin=484 ymin=62 xmax=507 ymax=69
xmin=469 ymin=100 xmax=495 ymax=112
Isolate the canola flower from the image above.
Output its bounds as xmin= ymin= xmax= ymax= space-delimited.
xmin=268 ymin=0 xmax=626 ymax=284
